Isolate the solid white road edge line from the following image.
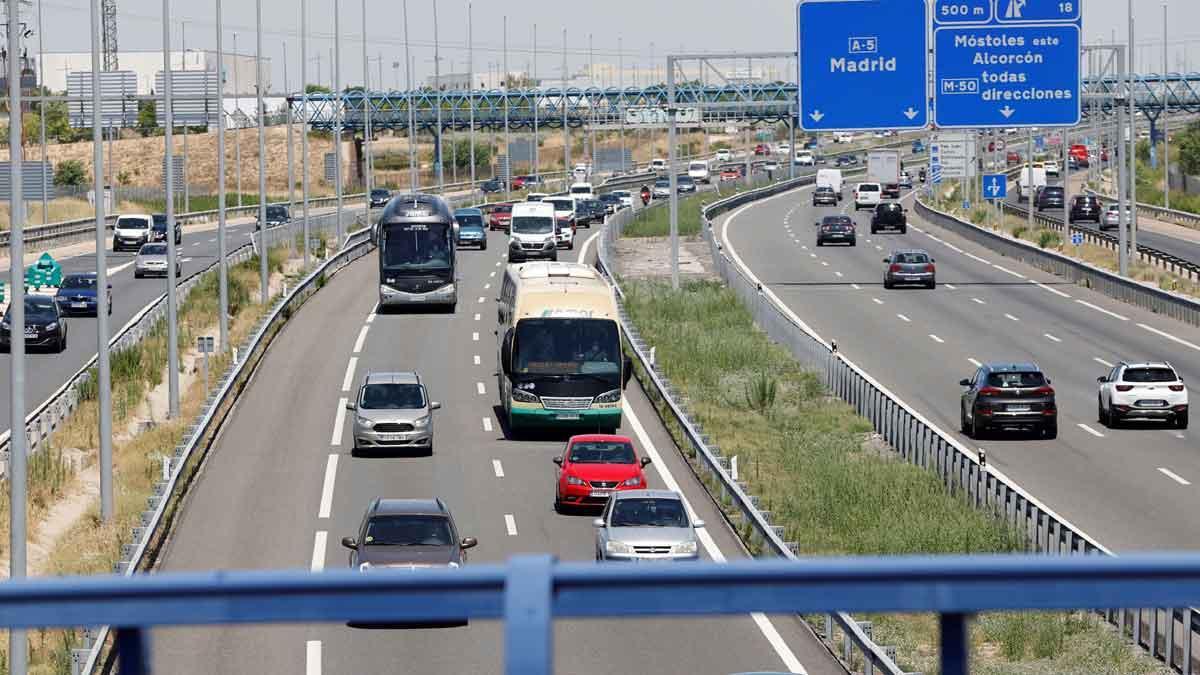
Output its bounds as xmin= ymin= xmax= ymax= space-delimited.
xmin=310 ymin=531 xmax=327 ymax=572
xmin=1158 ymin=467 xmax=1192 ymax=486
xmin=1044 ymin=333 xmax=1062 ymax=343
xmin=341 ymin=357 xmax=358 ymax=392
xmin=968 ymin=357 xmax=983 ymax=367
xmin=1094 ymin=357 xmax=1115 ymax=368
xmin=352 ymin=325 xmax=370 ymax=353
xmin=331 ymin=397 xmax=348 ymax=446
xmin=306 ymin=640 xmax=321 ymax=675
xmin=1138 ymin=323 xmax=1200 ymax=353
xmin=1030 ymin=280 xmax=1071 ymax=298
xmin=578 ymin=231 xmax=602 ymax=262
xmin=622 ymin=401 xmax=808 ymax=674
xmin=318 ymin=454 xmax=338 ymax=519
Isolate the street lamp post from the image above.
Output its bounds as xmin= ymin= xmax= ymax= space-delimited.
xmin=163 ymin=0 xmax=181 ymax=419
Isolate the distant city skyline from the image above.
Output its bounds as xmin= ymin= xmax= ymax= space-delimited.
xmin=21 ymin=0 xmax=1200 ymax=94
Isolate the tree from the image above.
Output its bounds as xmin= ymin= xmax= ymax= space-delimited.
xmin=137 ymin=99 xmax=158 ymax=137
xmin=1178 ymin=121 xmax=1200 ymax=177
xmin=305 ymin=84 xmax=332 ymax=94
xmin=53 ymin=160 xmax=87 ymax=187
xmin=449 ymin=138 xmax=490 ymax=171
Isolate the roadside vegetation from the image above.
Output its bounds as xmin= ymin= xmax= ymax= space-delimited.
xmin=0 ymin=245 xmax=296 ymax=671
xmin=620 ymin=183 xmax=762 ymax=238
xmin=618 ymin=203 xmax=1169 ymax=673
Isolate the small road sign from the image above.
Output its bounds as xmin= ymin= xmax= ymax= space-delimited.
xmin=983 ymin=174 xmax=1008 ymax=200
xmin=1071 ymin=232 xmax=1084 ymax=246
xmin=798 ymin=0 xmax=928 ymax=131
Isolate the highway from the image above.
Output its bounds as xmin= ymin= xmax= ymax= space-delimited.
xmin=149 ymin=220 xmax=845 ymax=675
xmin=722 ymin=180 xmax=1200 ymax=552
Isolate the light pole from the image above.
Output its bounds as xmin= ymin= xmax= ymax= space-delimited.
xmin=403 ymin=0 xmax=416 ymax=191
xmin=1162 ymin=1 xmax=1170 ymax=211
xmin=361 ymin=0 xmax=372 ymax=202
xmin=301 ymin=0 xmax=310 ymax=267
xmin=533 ymin=23 xmax=538 ymax=177
xmin=255 ymin=0 xmax=268 ymax=303
xmin=468 ymin=1 xmax=475 ymax=187
xmin=163 ymin=0 xmax=181 ymax=419
xmin=285 ymin=40 xmax=295 ymax=254
xmin=216 ymin=0 xmax=230 ymax=345
xmin=562 ymin=28 xmax=569 ymax=174
xmin=619 ymin=35 xmax=626 ymax=172
xmin=503 ymin=14 xmax=510 ymax=201
xmin=37 ymin=0 xmax=46 ymax=223
xmin=89 ymin=0 xmax=113 ymax=525
xmin=1128 ymin=1 xmax=1138 ymax=253
xmin=234 ymin=32 xmax=243 ymax=207
xmin=433 ymin=0 xmax=443 ymax=194
xmin=334 ymin=0 xmax=344 ymax=244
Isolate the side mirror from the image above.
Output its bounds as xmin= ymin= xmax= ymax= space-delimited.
xmin=958 ymin=379 xmax=971 ymax=387
xmin=341 ymin=536 xmax=357 ymax=550
xmin=592 ymin=518 xmax=606 ymax=529
xmin=1046 ymin=379 xmax=1052 ymax=385
xmin=430 ymin=402 xmax=442 ymax=411
xmin=553 ymin=456 xmax=563 ymax=466
xmin=1096 ymin=376 xmax=1107 ymax=383
xmin=882 ymin=258 xmax=890 ymax=263
xmin=344 ymin=401 xmax=356 ymax=411
xmin=460 ymin=537 xmax=478 ymax=550
xmin=622 ymin=357 xmax=634 ymax=389
xmin=640 ymin=456 xmax=652 ymax=467
xmin=692 ymin=520 xmax=706 ymax=529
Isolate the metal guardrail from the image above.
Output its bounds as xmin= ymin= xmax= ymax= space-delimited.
xmin=595 ymin=181 xmax=903 ymax=675
xmin=607 ymin=171 xmax=1200 ymax=674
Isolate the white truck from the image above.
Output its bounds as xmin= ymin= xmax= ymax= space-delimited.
xmin=1018 ymin=166 xmax=1048 ymax=203
xmin=688 ymin=160 xmax=711 ymax=184
xmin=815 ymin=169 xmax=844 ymax=201
xmin=867 ymin=149 xmax=902 ymax=185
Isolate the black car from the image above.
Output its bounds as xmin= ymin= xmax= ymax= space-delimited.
xmin=369 ymin=188 xmax=392 ymax=208
xmin=882 ymin=183 xmax=901 ymax=199
xmin=1035 ymin=186 xmax=1065 ymax=212
xmin=1068 ymin=194 xmax=1101 ymax=223
xmin=151 ymin=214 xmax=181 ymax=245
xmin=959 ymin=362 xmax=1057 ymax=439
xmin=480 ymin=178 xmax=504 ymax=194
xmin=576 ymin=199 xmax=605 ymax=227
xmin=1 ymin=295 xmax=67 ymax=353
xmin=835 ymin=155 xmax=858 ymax=168
xmin=598 ymin=193 xmax=622 ymax=213
xmin=812 ymin=186 xmax=838 ymax=206
xmin=815 ymin=215 xmax=856 ymax=247
xmin=55 ymin=273 xmax=112 ymax=317
xmin=255 ymin=205 xmax=292 ymax=230
xmin=871 ymin=202 xmax=907 ymax=234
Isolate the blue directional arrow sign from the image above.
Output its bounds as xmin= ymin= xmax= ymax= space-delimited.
xmin=1071 ymin=232 xmax=1084 ymax=246
xmin=798 ymin=0 xmax=928 ymax=132
xmin=983 ymin=173 xmax=1008 ymax=200
xmin=932 ymin=0 xmax=1082 ymax=129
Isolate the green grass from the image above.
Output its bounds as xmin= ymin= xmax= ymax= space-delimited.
xmin=130 ymin=193 xmax=295 ymax=214
xmin=620 ymin=185 xmax=758 ymax=238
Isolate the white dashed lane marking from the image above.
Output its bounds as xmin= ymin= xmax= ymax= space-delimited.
xmin=1077 ymin=423 xmax=1105 ymax=438
xmin=1094 ymin=357 xmax=1114 ymax=368
xmin=896 ymin=314 xmax=911 ymax=322
xmin=928 ymin=334 xmax=945 ymax=344
xmin=493 ymin=460 xmax=505 ymax=478
xmin=505 ymin=514 xmax=519 ymax=536
xmin=1044 ymin=333 xmax=1061 ymax=343
xmin=482 ymin=417 xmax=494 ymax=432
xmin=1159 ymin=467 xmax=1192 ymax=486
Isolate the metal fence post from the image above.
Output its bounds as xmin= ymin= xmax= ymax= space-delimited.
xmin=505 ymin=555 xmax=553 ymax=675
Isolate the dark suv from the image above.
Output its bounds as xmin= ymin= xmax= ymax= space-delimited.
xmin=1068 ymin=194 xmax=1101 ymax=223
xmin=816 ymin=215 xmax=856 ymax=247
xmin=882 ymin=183 xmax=901 ymax=199
xmin=960 ymin=362 xmax=1057 ymax=439
xmin=871 ymin=202 xmax=907 ymax=234
xmin=1035 ymin=186 xmax=1065 ymax=212
xmin=151 ymin=214 xmax=181 ymax=245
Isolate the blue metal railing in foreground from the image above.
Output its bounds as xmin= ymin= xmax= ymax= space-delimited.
xmin=15 ymin=552 xmax=1200 ymax=674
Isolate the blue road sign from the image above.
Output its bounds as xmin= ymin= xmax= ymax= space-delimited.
xmin=932 ymin=0 xmax=1082 ymax=129
xmin=1035 ymin=136 xmax=1045 ymax=152
xmin=963 ymin=200 xmax=971 ymax=211
xmin=1071 ymin=232 xmax=1084 ymax=246
xmin=983 ymin=173 xmax=1008 ymax=200
xmin=798 ymin=0 xmax=928 ymax=132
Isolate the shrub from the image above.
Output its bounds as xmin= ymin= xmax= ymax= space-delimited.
xmin=53 ymin=160 xmax=87 ymax=187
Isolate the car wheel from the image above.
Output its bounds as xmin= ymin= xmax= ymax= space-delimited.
xmin=927 ymin=280 xmax=936 ymax=290
xmin=134 ymin=271 xmax=142 ymax=279
xmin=58 ymin=333 xmax=67 ymax=353
xmin=1097 ymin=397 xmax=1110 ymax=426
xmin=849 ymin=238 xmax=857 ymax=247
xmin=1042 ymin=420 xmax=1058 ymax=439
xmin=971 ymin=413 xmax=985 ymax=440
xmin=567 ymin=241 xmax=574 ymax=250
xmin=481 ymin=242 xmax=488 ymax=250
xmin=883 ymin=279 xmax=893 ymax=290
xmin=900 ymin=226 xmax=907 ymax=234
xmin=960 ymin=405 xmax=970 ymax=434
xmin=553 ymin=495 xmax=565 ymax=514
xmin=1176 ymin=412 xmax=1189 ymax=430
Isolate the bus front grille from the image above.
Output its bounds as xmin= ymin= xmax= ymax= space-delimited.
xmin=540 ymin=396 xmax=592 ymax=410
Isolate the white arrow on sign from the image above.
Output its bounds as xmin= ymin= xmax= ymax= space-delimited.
xmin=987 ymin=177 xmax=1003 ymax=197
xmin=809 ymin=110 xmax=825 ymax=123
xmin=1000 ymin=106 xmax=1015 ymax=119
xmin=903 ymin=107 xmax=919 ymax=120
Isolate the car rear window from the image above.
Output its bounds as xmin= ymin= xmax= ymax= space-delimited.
xmin=1042 ymin=187 xmax=1064 ymax=196
xmin=858 ymin=184 xmax=880 ymax=193
xmin=893 ymin=252 xmax=929 ymax=264
xmin=495 ymin=204 xmax=512 ymax=214
xmin=62 ymin=275 xmax=97 ymax=289
xmin=456 ymin=214 xmax=484 ymax=228
xmin=1122 ymin=368 xmax=1178 ymax=383
xmin=878 ymin=203 xmax=902 ymax=211
xmin=986 ymin=371 xmax=1047 ymax=388
xmin=360 ymin=383 xmax=425 ymax=409
xmin=568 ymin=441 xmax=636 ymax=464
xmin=141 ymin=244 xmax=167 ymax=255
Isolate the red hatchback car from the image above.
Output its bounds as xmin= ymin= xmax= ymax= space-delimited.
xmin=553 ymin=435 xmax=651 ymax=512
xmin=488 ymin=203 xmax=513 ymax=232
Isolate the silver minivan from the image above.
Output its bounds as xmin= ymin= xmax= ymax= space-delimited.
xmin=347 ymin=371 xmax=441 ymax=455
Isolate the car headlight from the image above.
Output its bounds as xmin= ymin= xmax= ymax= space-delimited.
xmin=412 ymin=415 xmax=431 ymax=428
xmin=447 ymin=561 xmax=460 ymax=568
xmin=511 ymin=388 xmax=538 ymax=403
xmin=566 ymin=475 xmax=586 ymax=486
xmin=671 ymin=540 xmax=698 ymax=555
xmin=543 ymin=238 xmax=555 ymax=248
xmin=622 ymin=476 xmax=643 ymax=487
xmin=605 ymin=540 xmax=633 ymax=555
xmin=356 ymin=416 xmax=375 ymax=429
xmin=0 ymin=320 xmax=8 ymax=330
xmin=44 ymin=322 xmax=58 ymax=331
xmin=509 ymin=240 xmax=522 ymax=249
xmin=594 ymin=389 xmax=621 ymax=404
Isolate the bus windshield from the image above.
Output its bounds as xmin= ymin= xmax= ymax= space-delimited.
xmin=381 ymin=222 xmax=452 ymax=271
xmin=513 ymin=318 xmax=620 ymax=376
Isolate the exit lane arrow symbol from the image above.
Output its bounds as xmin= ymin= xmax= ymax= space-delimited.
xmin=809 ymin=110 xmax=825 ymax=123
xmin=903 ymin=107 xmax=919 ymax=120
xmin=988 ymin=178 xmax=1001 ymax=197
xmin=1000 ymin=106 xmax=1016 ymax=118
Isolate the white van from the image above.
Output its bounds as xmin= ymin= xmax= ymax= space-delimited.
xmin=650 ymin=158 xmax=667 ymax=174
xmin=572 ymin=164 xmax=591 ymax=182
xmin=112 ymin=214 xmax=154 ymax=252
xmin=542 ymin=196 xmax=577 ymax=250
xmin=569 ymin=182 xmax=595 ymax=200
xmin=714 ymin=149 xmax=731 ymax=162
xmin=816 ymin=169 xmax=844 ymax=201
xmin=508 ymin=202 xmax=558 ymax=262
xmin=1018 ymin=166 xmax=1047 ymax=203
xmin=688 ymin=160 xmax=711 ymax=184
xmin=853 ymin=183 xmax=882 ymax=211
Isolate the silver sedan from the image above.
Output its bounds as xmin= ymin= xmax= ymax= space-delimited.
xmin=1100 ymin=204 xmax=1130 ymax=231
xmin=594 ymin=489 xmax=704 ymax=562
xmin=133 ymin=243 xmax=181 ymax=279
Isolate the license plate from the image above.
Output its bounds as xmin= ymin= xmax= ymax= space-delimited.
xmin=589 ymin=489 xmax=613 ymax=498
xmin=556 ymin=414 xmax=581 ymax=421
xmin=72 ymin=302 xmax=88 ymax=309
xmin=378 ymin=433 xmax=409 ymax=441
xmin=1007 ymin=405 xmax=1031 ymax=412
xmin=23 ymin=328 xmax=36 ymax=337
xmin=1136 ymin=400 xmax=1167 ymax=408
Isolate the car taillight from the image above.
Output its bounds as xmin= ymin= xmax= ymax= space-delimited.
xmin=1115 ymin=385 xmax=1133 ymax=392
xmin=1169 ymin=385 xmax=1185 ymax=392
xmin=978 ymin=386 xmax=1002 ymax=397
xmin=889 ymin=264 xmax=901 ymax=273
xmin=1033 ymin=386 xmax=1054 ymax=396
xmin=924 ymin=264 xmax=935 ymax=273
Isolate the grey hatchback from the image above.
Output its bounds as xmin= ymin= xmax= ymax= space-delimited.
xmin=883 ymin=249 xmax=935 ymax=289
xmin=133 ymin=243 xmax=181 ymax=279
xmin=347 ymin=371 xmax=441 ymax=455
xmin=342 ymin=498 xmax=476 ymax=570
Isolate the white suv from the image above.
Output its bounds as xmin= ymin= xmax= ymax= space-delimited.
xmin=854 ymin=183 xmax=882 ymax=211
xmin=1097 ymin=362 xmax=1188 ymax=429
